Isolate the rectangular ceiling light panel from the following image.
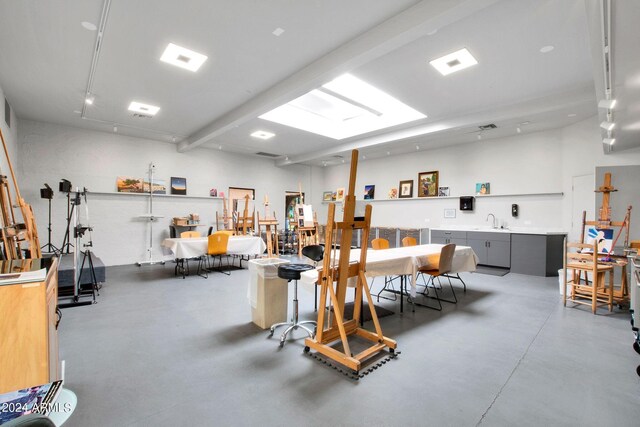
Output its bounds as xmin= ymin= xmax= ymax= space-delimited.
xmin=128 ymin=101 xmax=160 ymax=116
xmin=160 ymin=43 xmax=208 ymax=72
xmin=430 ymin=48 xmax=478 ymax=76
xmin=259 ymin=74 xmax=426 ymax=140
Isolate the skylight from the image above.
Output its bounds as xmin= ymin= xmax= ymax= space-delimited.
xmin=430 ymin=48 xmax=478 ymax=76
xmin=259 ymin=74 xmax=426 ymax=140
xmin=128 ymin=101 xmax=160 ymax=116
xmin=160 ymin=43 xmax=208 ymax=72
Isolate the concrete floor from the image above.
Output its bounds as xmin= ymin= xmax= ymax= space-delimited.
xmin=58 ymin=260 xmax=640 ymax=427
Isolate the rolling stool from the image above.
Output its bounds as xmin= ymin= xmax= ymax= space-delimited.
xmin=269 ymin=263 xmax=317 ymax=347
xmin=302 ymin=245 xmax=324 ymax=312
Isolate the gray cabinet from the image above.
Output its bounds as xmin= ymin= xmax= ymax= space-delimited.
xmin=467 ymin=231 xmax=511 ymax=268
xmin=510 ymin=234 xmax=565 ymax=276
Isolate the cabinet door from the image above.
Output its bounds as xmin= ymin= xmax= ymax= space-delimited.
xmin=487 ymin=240 xmax=511 ymax=268
xmin=449 ymin=237 xmax=468 ymax=246
xmin=431 ymin=236 xmax=447 ymax=244
xmin=467 ymin=239 xmax=488 ymax=264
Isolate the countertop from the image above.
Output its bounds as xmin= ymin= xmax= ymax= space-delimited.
xmin=430 ymin=226 xmax=567 ymax=236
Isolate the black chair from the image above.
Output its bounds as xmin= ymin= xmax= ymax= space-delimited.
xmin=269 ymin=263 xmax=316 ymax=347
xmin=302 ymin=245 xmax=324 ymax=311
xmin=207 ymin=226 xmax=214 ymax=236
xmin=169 ymin=225 xmax=177 ymax=238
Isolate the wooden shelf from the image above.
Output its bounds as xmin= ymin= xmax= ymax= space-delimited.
xmin=321 ymin=192 xmax=563 ymax=203
xmin=88 ymin=191 xmax=223 ymax=200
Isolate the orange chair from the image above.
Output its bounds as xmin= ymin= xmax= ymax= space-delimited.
xmin=200 ymin=232 xmax=231 ymax=277
xmin=415 ymin=243 xmax=457 ymax=311
xmin=372 ymin=238 xmax=390 ymax=250
xmin=402 ymin=236 xmax=417 ymax=247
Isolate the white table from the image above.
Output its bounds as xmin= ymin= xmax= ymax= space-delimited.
xmin=161 ymin=235 xmax=266 ymax=259
xmin=300 ymin=244 xmax=478 ymax=298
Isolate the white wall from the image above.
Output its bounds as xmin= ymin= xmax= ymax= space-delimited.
xmin=320 ymin=116 xmax=640 ymax=241
xmin=0 ymin=84 xmax=19 ymax=187
xmin=18 ymin=120 xmax=321 ymax=266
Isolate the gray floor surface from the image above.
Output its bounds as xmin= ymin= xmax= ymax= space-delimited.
xmin=58 ymin=259 xmax=640 ymax=427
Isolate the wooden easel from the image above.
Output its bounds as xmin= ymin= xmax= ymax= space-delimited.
xmin=0 ymin=129 xmax=41 ymax=259
xmin=216 ymin=195 xmax=234 ymax=232
xmin=293 ymin=185 xmax=319 ymax=256
xmin=304 ymin=150 xmax=396 ymax=374
xmin=579 ymin=172 xmax=632 ymax=304
xmin=257 ymin=198 xmax=279 ymax=257
xmin=234 ymin=194 xmax=254 ymax=235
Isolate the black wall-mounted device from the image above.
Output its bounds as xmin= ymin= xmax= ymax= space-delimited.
xmin=512 ymin=204 xmax=519 ymax=217
xmin=460 ymin=196 xmax=474 ymax=211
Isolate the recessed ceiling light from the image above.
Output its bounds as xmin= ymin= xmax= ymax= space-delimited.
xmin=516 ymin=127 xmax=521 ymax=133
xmin=272 ymin=27 xmax=285 ymax=36
xmin=250 ymin=130 xmax=275 ymax=140
xmin=600 ymin=121 xmax=615 ymax=131
xmin=416 ymin=145 xmax=420 ymax=150
xmin=429 ymin=48 xmax=478 ymax=76
xmin=567 ymin=113 xmax=577 ymax=117
xmin=81 ymin=21 xmax=97 ymax=31
xmin=160 ymin=43 xmax=208 ymax=72
xmin=598 ymin=99 xmax=617 ymax=109
xmin=386 ymin=151 xmax=390 ymax=156
xmin=540 ymin=45 xmax=555 ymax=53
xmin=259 ymin=74 xmax=425 ymax=140
xmin=603 ymin=137 xmax=615 ymax=145
xmin=128 ymin=101 xmax=160 ymax=116
xmin=113 ymin=125 xmax=118 ymax=133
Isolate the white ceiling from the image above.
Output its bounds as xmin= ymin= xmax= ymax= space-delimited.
xmin=0 ymin=0 xmax=637 ymax=165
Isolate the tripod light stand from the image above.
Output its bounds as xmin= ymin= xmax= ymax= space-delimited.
xmin=40 ymin=183 xmax=60 ymax=254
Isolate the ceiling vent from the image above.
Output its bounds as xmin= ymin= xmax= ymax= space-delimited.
xmin=132 ymin=113 xmax=153 ymax=119
xmin=255 ymin=151 xmax=280 ymax=158
xmin=478 ymin=123 xmax=497 ymax=130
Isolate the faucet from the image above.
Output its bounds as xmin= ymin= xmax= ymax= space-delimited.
xmin=486 ymin=213 xmax=497 ymax=228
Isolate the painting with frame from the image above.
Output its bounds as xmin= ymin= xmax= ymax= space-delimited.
xmin=399 ymin=180 xmax=413 ymax=198
xmin=418 ymin=171 xmax=438 ymax=197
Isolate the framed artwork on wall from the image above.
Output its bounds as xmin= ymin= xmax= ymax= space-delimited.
xmin=476 ymin=182 xmax=490 ymax=195
xmin=336 ymin=187 xmax=345 ymax=202
xmin=170 ymin=177 xmax=187 ymax=195
xmin=438 ymin=186 xmax=450 ymax=197
xmin=418 ymin=171 xmax=438 ymax=197
xmin=116 ymin=177 xmax=144 ymax=193
xmin=364 ymin=185 xmax=375 ymax=200
xmin=399 ymin=180 xmax=413 ymax=198
xmin=323 ymin=191 xmax=333 ymax=201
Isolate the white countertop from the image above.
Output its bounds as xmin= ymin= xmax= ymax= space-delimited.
xmin=430 ymin=226 xmax=567 ymax=236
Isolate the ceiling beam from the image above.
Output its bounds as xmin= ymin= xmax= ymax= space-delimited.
xmin=177 ymin=0 xmax=500 ymax=153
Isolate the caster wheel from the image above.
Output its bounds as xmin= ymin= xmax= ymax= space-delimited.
xmin=279 ymin=341 xmax=284 ymax=348
xmin=304 ymin=346 xmax=310 ymax=353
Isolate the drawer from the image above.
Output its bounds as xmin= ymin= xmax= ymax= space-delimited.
xmin=467 ymin=231 xmax=511 ymax=242
xmin=431 ymin=230 xmax=467 ymax=239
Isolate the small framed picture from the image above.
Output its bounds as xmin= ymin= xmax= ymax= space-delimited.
xmin=298 ymin=218 xmax=305 ymax=227
xmin=476 ymin=182 xmax=490 ymax=195
xmin=336 ymin=188 xmax=345 ymax=202
xmin=298 ymin=207 xmax=304 ymax=216
xmin=444 ymin=208 xmax=456 ymax=218
xmin=364 ymin=185 xmax=375 ymax=200
xmin=323 ymin=191 xmax=333 ymax=201
xmin=438 ymin=186 xmax=450 ymax=197
xmin=171 ymin=177 xmax=187 ymax=195
xmin=399 ymin=180 xmax=413 ymax=198
xmin=418 ymin=171 xmax=439 ymax=197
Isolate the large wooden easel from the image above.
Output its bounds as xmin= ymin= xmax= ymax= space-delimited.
xmin=234 ymin=194 xmax=254 ymax=235
xmin=0 ymin=129 xmax=41 ymax=259
xmin=216 ymin=195 xmax=234 ymax=232
xmin=293 ymin=184 xmax=319 ymax=256
xmin=257 ymin=196 xmax=279 ymax=257
xmin=579 ymin=172 xmax=632 ymax=304
xmin=304 ymin=150 xmax=396 ymax=374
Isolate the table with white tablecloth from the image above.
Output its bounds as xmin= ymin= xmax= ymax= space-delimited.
xmin=300 ymin=244 xmax=478 ymax=298
xmin=161 ymin=235 xmax=266 ymax=260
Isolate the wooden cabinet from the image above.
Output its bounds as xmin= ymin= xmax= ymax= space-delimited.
xmin=467 ymin=231 xmax=511 ymax=268
xmin=0 ymin=258 xmax=59 ymax=394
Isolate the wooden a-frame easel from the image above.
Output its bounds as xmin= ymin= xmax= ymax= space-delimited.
xmin=293 ymin=183 xmax=319 ymax=256
xmin=304 ymin=150 xmax=396 ymax=373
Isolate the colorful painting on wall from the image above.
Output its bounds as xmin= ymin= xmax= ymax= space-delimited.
xmin=364 ymin=185 xmax=375 ymax=200
xmin=116 ymin=177 xmax=144 ymax=193
xmin=476 ymin=182 xmax=490 ymax=195
xmin=171 ymin=177 xmax=187 ymax=195
xmin=144 ymin=178 xmax=167 ymax=194
xmin=418 ymin=171 xmax=438 ymax=197
xmin=323 ymin=191 xmax=333 ymax=201
xmin=336 ymin=187 xmax=345 ymax=202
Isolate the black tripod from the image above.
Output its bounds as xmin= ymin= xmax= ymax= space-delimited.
xmin=40 ymin=184 xmax=60 ymax=254
xmin=60 ymin=191 xmax=80 ymax=255
xmin=77 ymin=241 xmax=99 ymax=303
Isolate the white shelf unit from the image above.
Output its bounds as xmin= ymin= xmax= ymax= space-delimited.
xmin=89 ymin=191 xmax=223 ymax=201
xmin=321 ymin=192 xmax=563 ymax=204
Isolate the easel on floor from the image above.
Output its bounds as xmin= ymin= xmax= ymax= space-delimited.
xmin=304 ymin=150 xmax=397 ymax=377
xmin=216 ymin=195 xmax=234 ymax=232
xmin=294 ymin=184 xmax=319 ymax=256
xmin=234 ymin=194 xmax=254 ymax=235
xmin=0 ymin=129 xmax=41 ymax=259
xmin=257 ymin=195 xmax=279 ymax=257
xmin=579 ymin=172 xmax=632 ymax=305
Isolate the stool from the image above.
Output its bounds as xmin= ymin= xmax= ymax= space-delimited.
xmin=269 ymin=263 xmax=316 ymax=347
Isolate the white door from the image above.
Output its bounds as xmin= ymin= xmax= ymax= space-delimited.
xmin=570 ymin=174 xmax=595 ymax=242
